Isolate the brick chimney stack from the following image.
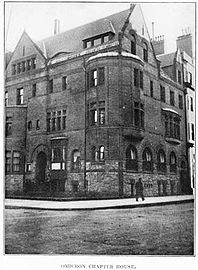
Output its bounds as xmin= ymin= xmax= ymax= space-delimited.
xmin=54 ymin=19 xmax=60 ymax=35
xmin=151 ymin=35 xmax=165 ymax=56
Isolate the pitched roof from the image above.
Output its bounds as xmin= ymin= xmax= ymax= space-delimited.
xmin=36 ymin=9 xmax=130 ymax=58
xmin=157 ymin=52 xmax=176 ymax=67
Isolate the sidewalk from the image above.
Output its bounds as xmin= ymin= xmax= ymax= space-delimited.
xmin=5 ymin=195 xmax=194 ymax=210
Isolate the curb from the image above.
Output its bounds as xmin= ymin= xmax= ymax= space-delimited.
xmin=5 ymin=198 xmax=194 ymax=211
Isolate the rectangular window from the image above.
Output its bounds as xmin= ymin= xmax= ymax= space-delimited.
xmin=134 ymin=69 xmax=139 ymax=87
xmin=21 ymin=61 xmax=26 ymax=72
xmin=98 ymin=101 xmax=105 ymax=125
xmin=13 ymin=151 xmax=20 ymax=172
xmin=49 ymin=79 xmax=53 ymax=93
xmin=94 ymin=38 xmax=102 ymax=46
xmin=62 ymin=76 xmax=67 ymax=90
xmin=178 ymin=94 xmax=183 ymax=109
xmin=46 ymin=109 xmax=66 ymax=132
xmin=189 ymin=72 xmax=192 ymax=84
xmin=150 ymin=81 xmax=153 ymax=97
xmin=32 ymin=84 xmax=36 ymax=97
xmin=134 ymin=102 xmax=144 ymax=128
xmin=12 ymin=64 xmax=16 ymax=75
xmin=98 ymin=67 xmax=105 ymax=86
xmin=5 ymin=116 xmax=12 ymax=136
xmin=191 ymin=124 xmax=195 ymax=141
xmin=140 ymin=71 xmax=143 ymax=89
xmin=32 ymin=58 xmax=36 ymax=69
xmin=190 ymin=97 xmax=193 ymax=111
xmin=17 ymin=63 xmax=21 ymax=74
xmin=16 ymin=88 xmax=24 ymax=105
xmin=5 ymin=91 xmax=8 ymax=106
xmin=5 ymin=151 xmax=11 ymax=173
xmin=160 ymin=85 xmax=165 ymax=102
xmin=178 ymin=70 xmax=182 ymax=84
xmin=89 ymin=103 xmax=97 ymax=126
xmin=90 ymin=69 xmax=97 ymax=87
xmin=47 ymin=112 xmax=51 ymax=132
xmin=27 ymin=59 xmax=31 ymax=70
xmin=170 ymin=90 xmax=175 ymax=106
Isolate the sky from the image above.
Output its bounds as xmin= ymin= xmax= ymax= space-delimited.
xmin=4 ymin=1 xmax=196 ymax=54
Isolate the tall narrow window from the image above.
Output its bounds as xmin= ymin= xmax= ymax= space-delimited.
xmin=89 ymin=102 xmax=97 ymax=126
xmin=189 ymin=72 xmax=192 ymax=84
xmin=21 ymin=61 xmax=25 ymax=72
xmin=98 ymin=101 xmax=105 ymax=125
xmin=178 ymin=94 xmax=183 ymax=109
xmin=178 ymin=70 xmax=182 ymax=84
xmin=140 ymin=71 xmax=143 ymax=89
xmin=47 ymin=112 xmax=51 ymax=132
xmin=126 ymin=145 xmax=138 ymax=171
xmin=170 ymin=90 xmax=175 ymax=106
xmin=98 ymin=67 xmax=105 ymax=86
xmin=191 ymin=123 xmax=195 ymax=141
xmin=72 ymin=150 xmax=81 ymax=170
xmin=12 ymin=64 xmax=16 ymax=75
xmin=134 ymin=102 xmax=144 ymax=128
xmin=142 ymin=148 xmax=153 ymax=171
xmin=17 ymin=63 xmax=21 ymax=74
xmin=134 ymin=69 xmax=139 ymax=87
xmin=57 ymin=111 xmax=61 ymax=130
xmin=27 ymin=59 xmax=31 ymax=70
xmin=5 ymin=116 xmax=12 ymax=136
xmin=5 ymin=151 xmax=11 ymax=173
xmin=16 ymin=88 xmax=23 ymax=105
xmin=27 ymin=121 xmax=32 ymax=131
xmin=143 ymin=42 xmax=148 ymax=62
xmin=90 ymin=69 xmax=97 ymax=87
xmin=22 ymin=46 xmax=25 ymax=56
xmin=62 ymin=76 xmax=67 ymax=90
xmin=32 ymin=58 xmax=36 ymax=69
xmin=32 ymin=84 xmax=36 ymax=97
xmin=49 ymin=79 xmax=53 ymax=93
xmin=150 ymin=80 xmax=153 ymax=97
xmin=99 ymin=146 xmax=105 ymax=161
xmin=160 ymin=85 xmax=165 ymax=102
xmin=5 ymin=91 xmax=8 ymax=106
xmin=62 ymin=110 xmax=66 ymax=130
xmin=131 ymin=35 xmax=136 ymax=55
xmin=92 ymin=146 xmax=98 ymax=161
xmin=157 ymin=149 xmax=166 ymax=172
xmin=170 ymin=152 xmax=177 ymax=173
xmin=13 ymin=151 xmax=20 ymax=172
xmin=190 ymin=97 xmax=193 ymax=111
xmin=36 ymin=119 xmax=40 ymax=130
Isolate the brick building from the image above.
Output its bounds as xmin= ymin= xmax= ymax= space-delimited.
xmin=5 ymin=4 xmax=192 ymax=197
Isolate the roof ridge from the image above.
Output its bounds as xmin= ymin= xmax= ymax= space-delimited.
xmin=37 ymin=8 xmax=130 ymax=44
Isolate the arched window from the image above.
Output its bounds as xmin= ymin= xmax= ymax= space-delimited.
xmin=27 ymin=121 xmax=32 ymax=131
xmin=170 ymin=151 xmax=177 ymax=173
xmin=143 ymin=42 xmax=148 ymax=62
xmin=72 ymin=150 xmax=81 ymax=170
xmin=157 ymin=149 xmax=166 ymax=172
xmin=99 ymin=145 xmax=105 ymax=161
xmin=126 ymin=145 xmax=138 ymax=171
xmin=142 ymin=147 xmax=153 ymax=171
xmin=131 ymin=35 xmax=136 ymax=55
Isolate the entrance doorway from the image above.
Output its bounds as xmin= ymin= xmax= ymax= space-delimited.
xmin=36 ymin=151 xmax=47 ymax=191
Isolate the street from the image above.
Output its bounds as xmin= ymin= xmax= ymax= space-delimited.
xmin=5 ymin=202 xmax=194 ymax=255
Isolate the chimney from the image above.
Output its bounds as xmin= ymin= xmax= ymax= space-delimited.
xmin=176 ymin=29 xmax=192 ymax=57
xmin=151 ymin=35 xmax=165 ymax=56
xmin=54 ymin=19 xmax=60 ymax=35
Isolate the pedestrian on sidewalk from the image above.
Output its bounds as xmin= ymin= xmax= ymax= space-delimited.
xmin=135 ymin=178 xmax=145 ymax=202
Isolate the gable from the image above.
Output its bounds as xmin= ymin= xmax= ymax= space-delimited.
xmin=6 ymin=31 xmax=46 ymax=77
xmin=129 ymin=4 xmax=151 ymax=41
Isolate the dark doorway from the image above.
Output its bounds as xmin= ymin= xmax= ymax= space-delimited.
xmin=36 ymin=151 xmax=47 ymax=188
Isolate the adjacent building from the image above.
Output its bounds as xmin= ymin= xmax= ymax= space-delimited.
xmin=5 ymin=4 xmax=192 ymax=198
